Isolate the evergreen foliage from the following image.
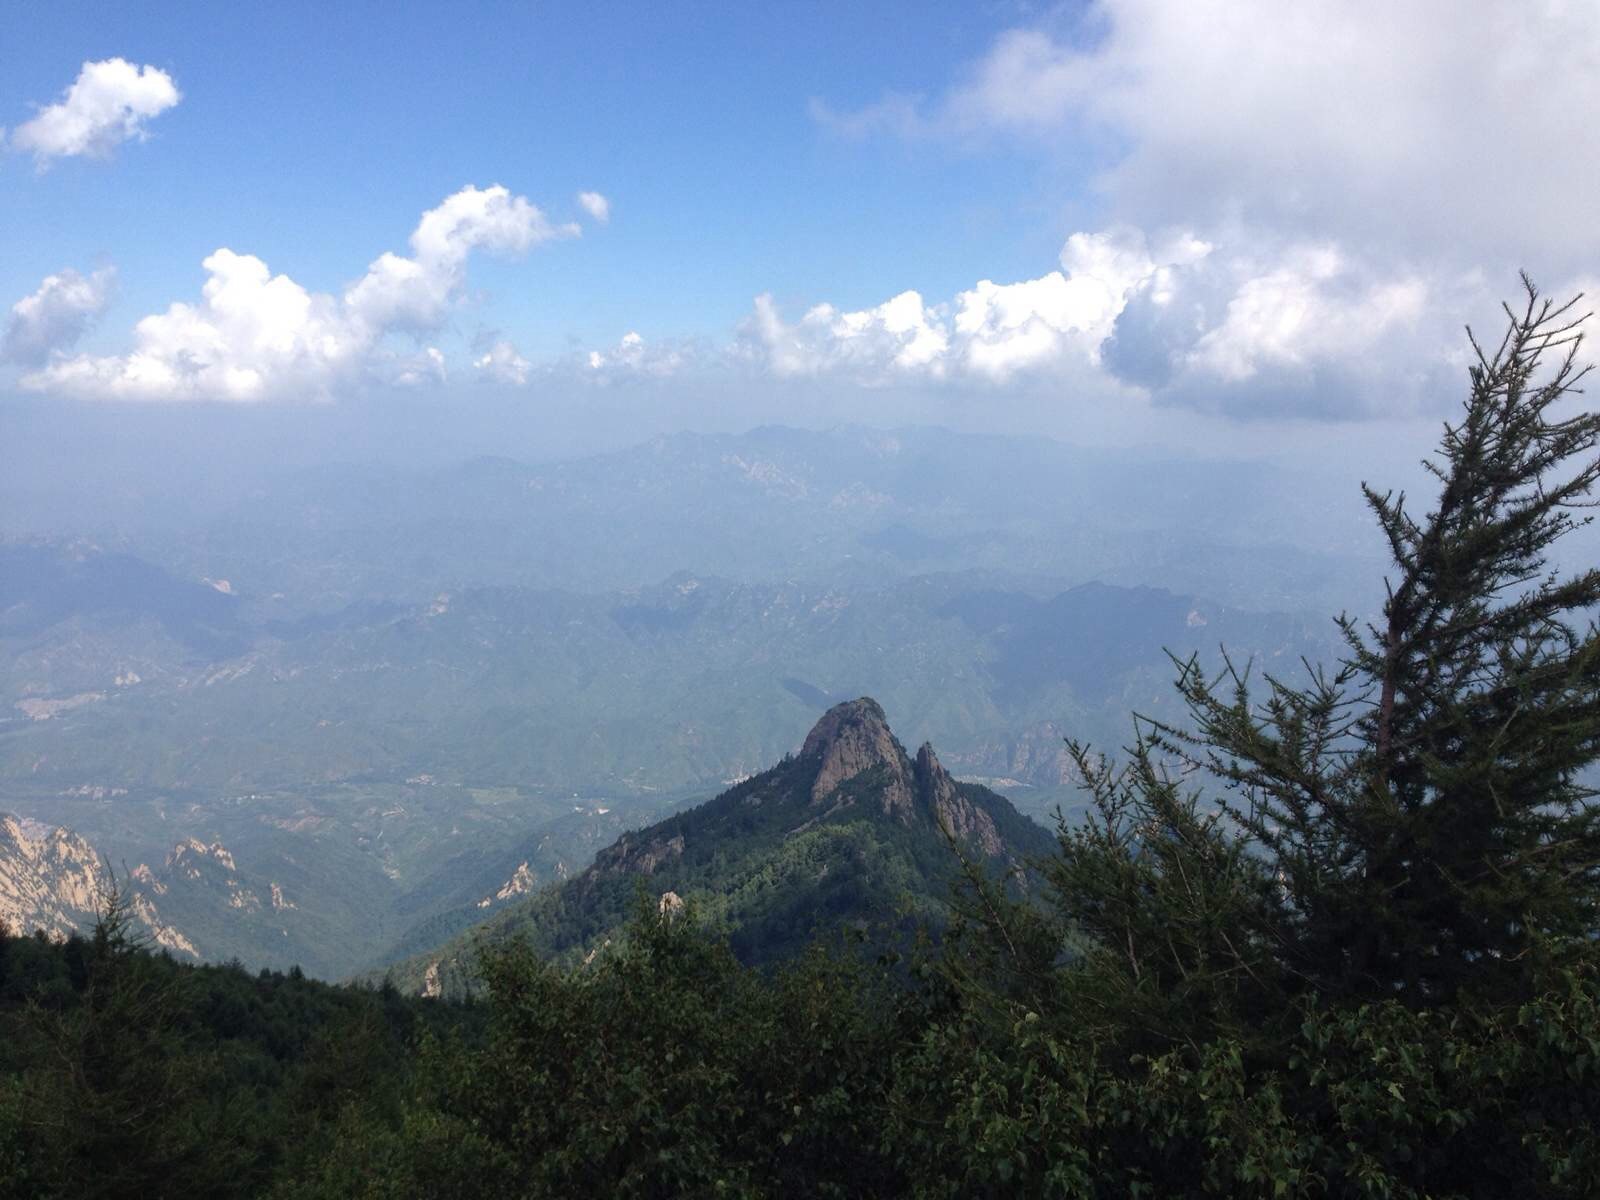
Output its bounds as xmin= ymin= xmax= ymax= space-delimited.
xmin=1166 ymin=279 xmax=1600 ymax=1008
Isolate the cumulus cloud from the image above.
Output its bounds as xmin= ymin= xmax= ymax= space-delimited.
xmin=9 ymin=58 xmax=181 ymax=164
xmin=738 ymin=228 xmax=1208 ymax=385
xmin=1103 ymin=241 xmax=1445 ymax=416
xmin=584 ymin=330 xmax=691 ymax=380
xmin=389 ymin=346 xmax=448 ymax=388
xmin=802 ymin=2 xmax=1600 ymax=417
xmin=742 ymin=291 xmax=948 ymax=381
xmin=346 ymin=185 xmax=578 ymax=331
xmin=474 ymin=339 xmax=531 ymax=385
xmin=576 ymin=191 xmax=611 ymax=223
xmin=2 ymin=266 xmax=116 ymax=365
xmin=22 ymin=185 xmax=572 ymax=402
xmin=734 ymin=224 xmax=1470 ymax=417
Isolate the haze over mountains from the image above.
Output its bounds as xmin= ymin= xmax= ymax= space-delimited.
xmin=6 ymin=424 xmax=1382 ymax=611
xmin=3 ymin=424 xmax=1353 ymax=976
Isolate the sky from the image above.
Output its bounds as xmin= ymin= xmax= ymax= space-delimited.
xmin=3 ymin=1 xmax=1599 ymax=468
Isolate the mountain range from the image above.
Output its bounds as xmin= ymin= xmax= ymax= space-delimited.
xmin=4 ymin=425 xmax=1383 ymax=615
xmin=0 ymin=425 xmax=1359 ymax=978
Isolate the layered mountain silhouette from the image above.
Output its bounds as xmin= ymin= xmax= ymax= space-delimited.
xmin=395 ymin=698 xmax=1054 ymax=992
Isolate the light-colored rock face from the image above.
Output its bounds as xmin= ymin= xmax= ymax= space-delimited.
xmin=15 ymin=692 xmax=105 ymax=721
xmin=167 ymin=837 xmax=238 ymax=877
xmin=478 ymin=861 xmax=539 ymax=909
xmin=802 ymin=698 xmax=915 ymax=817
xmin=0 ymin=814 xmax=106 ymax=938
xmin=128 ymin=892 xmax=199 ymax=957
xmin=0 ymin=815 xmax=200 ymax=957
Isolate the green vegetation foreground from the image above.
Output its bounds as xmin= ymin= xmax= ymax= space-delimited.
xmin=4 ymin=283 xmax=1599 ymax=1196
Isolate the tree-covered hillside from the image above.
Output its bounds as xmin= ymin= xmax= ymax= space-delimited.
xmin=390 ymin=697 xmax=1054 ymax=990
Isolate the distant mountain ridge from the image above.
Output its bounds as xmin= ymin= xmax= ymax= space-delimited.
xmin=394 ymin=698 xmax=1054 ymax=993
xmin=6 ymin=424 xmax=1379 ymax=616
xmin=2 ymin=542 xmax=1333 ymax=799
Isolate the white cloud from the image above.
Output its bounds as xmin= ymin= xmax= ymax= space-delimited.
xmin=739 ymin=228 xmax=1206 ymax=384
xmin=9 ymin=58 xmax=181 ymax=164
xmin=475 ymin=339 xmax=531 ymax=385
xmin=1187 ymin=250 xmax=1427 ymax=383
xmin=844 ymin=2 xmax=1600 ymax=269
xmin=585 ymin=330 xmax=689 ymax=379
xmin=734 ymin=224 xmax=1467 ymax=417
xmin=27 ymin=249 xmax=357 ymax=402
xmin=943 ymin=28 xmax=1094 ymax=133
xmin=577 ymin=191 xmax=611 ymax=223
xmin=744 ymin=290 xmax=947 ymax=381
xmin=1103 ymin=238 xmax=1450 ymax=416
xmin=346 ymin=185 xmax=577 ymax=331
xmin=2 ymin=266 xmax=116 ymax=365
xmin=802 ymin=2 xmax=1600 ymax=417
xmin=389 ymin=346 xmax=448 ymax=388
xmin=22 ymin=185 xmax=572 ymax=402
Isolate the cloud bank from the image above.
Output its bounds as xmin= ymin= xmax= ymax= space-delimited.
xmin=11 ymin=7 xmax=1592 ymax=423
xmin=735 ymin=230 xmax=1444 ymax=417
xmin=9 ymin=58 xmax=181 ymax=164
xmin=840 ymin=0 xmax=1600 ymax=266
xmin=21 ymin=186 xmax=576 ymax=402
xmin=804 ymin=0 xmax=1599 ymax=417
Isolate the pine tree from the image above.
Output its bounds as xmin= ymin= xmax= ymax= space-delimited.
xmin=1040 ymin=280 xmax=1600 ymax=1023
xmin=14 ymin=877 xmax=235 ymax=1198
xmin=1166 ymin=279 xmax=1600 ymax=1006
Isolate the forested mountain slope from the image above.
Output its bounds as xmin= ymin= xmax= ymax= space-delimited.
xmin=395 ymin=698 xmax=1053 ymax=991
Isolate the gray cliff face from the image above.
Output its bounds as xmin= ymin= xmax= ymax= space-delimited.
xmin=801 ymin=700 xmax=1004 ymax=857
xmin=593 ymin=831 xmax=687 ymax=876
xmin=915 ymin=743 xmax=1002 ymax=857
xmin=802 ymin=697 xmax=916 ymax=817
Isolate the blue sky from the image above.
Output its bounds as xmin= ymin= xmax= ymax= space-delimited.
xmin=4 ymin=3 xmax=1076 ymax=353
xmin=3 ymin=1 xmax=1597 ymax=435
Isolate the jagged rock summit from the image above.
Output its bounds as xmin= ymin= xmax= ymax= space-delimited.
xmin=0 ymin=813 xmax=106 ymax=940
xmin=801 ymin=698 xmax=1004 ymax=855
xmin=803 ymin=697 xmax=915 ymax=812
xmin=393 ymin=697 xmax=1055 ymax=991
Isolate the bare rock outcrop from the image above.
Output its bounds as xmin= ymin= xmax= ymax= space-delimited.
xmin=0 ymin=814 xmax=105 ymax=938
xmin=915 ymin=743 xmax=1002 ymax=857
xmin=801 ymin=697 xmax=915 ymax=818
xmin=593 ymin=832 xmax=686 ymax=877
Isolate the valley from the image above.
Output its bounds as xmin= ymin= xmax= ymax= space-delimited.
xmin=1 ymin=426 xmax=1352 ymax=977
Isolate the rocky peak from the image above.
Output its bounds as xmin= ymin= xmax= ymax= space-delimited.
xmin=912 ymin=742 xmax=958 ymax=810
xmin=914 ymin=742 xmax=1003 ymax=857
xmin=800 ymin=697 xmax=894 ymax=761
xmin=801 ymin=698 xmax=914 ymax=817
